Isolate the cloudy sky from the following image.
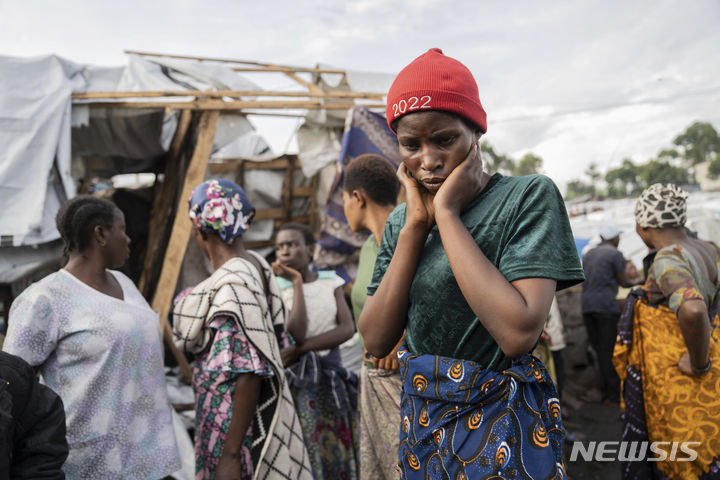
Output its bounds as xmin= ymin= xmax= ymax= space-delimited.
xmin=2 ymin=0 xmax=719 ymax=189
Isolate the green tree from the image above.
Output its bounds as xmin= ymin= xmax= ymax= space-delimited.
xmin=710 ymin=159 xmax=720 ymax=179
xmin=605 ymin=158 xmax=641 ymax=198
xmin=513 ymin=153 xmax=543 ymax=176
xmin=656 ymin=148 xmax=680 ymax=163
xmin=480 ymin=141 xmax=514 ymax=175
xmin=638 ymin=159 xmax=689 ymax=186
xmin=565 ymin=180 xmax=594 ymax=201
xmin=673 ymin=121 xmax=720 ymax=166
xmin=584 ymin=162 xmax=602 ymax=195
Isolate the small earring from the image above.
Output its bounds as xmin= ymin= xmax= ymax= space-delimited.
xmin=99 ymin=240 xmax=107 ymax=247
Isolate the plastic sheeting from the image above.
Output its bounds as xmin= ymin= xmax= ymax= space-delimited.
xmin=1 ymin=53 xmax=273 ymax=247
xmin=0 ymin=55 xmax=85 ymax=245
xmin=568 ymin=191 xmax=720 ymax=269
xmin=296 ymin=64 xmax=392 ymax=179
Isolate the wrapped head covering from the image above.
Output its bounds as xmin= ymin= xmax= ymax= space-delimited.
xmin=635 ymin=183 xmax=688 ymax=229
xmin=189 ymin=179 xmax=255 ymax=243
xmin=386 ymin=48 xmax=487 ymax=134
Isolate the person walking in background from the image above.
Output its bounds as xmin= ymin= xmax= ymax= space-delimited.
xmin=341 ymin=153 xmax=402 ymax=480
xmin=359 ymin=48 xmax=585 ymax=479
xmin=173 ymin=180 xmax=311 ymax=480
xmin=4 ymin=196 xmax=181 ymax=479
xmin=272 ymin=222 xmax=358 ymax=480
xmin=581 ymin=225 xmax=641 ymax=404
xmin=614 ymin=183 xmax=720 ymax=479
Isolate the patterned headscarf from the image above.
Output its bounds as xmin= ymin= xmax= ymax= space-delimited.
xmin=189 ymin=179 xmax=255 ymax=243
xmin=635 ymin=183 xmax=688 ymax=229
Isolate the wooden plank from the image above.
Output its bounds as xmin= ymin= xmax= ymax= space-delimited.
xmin=169 ymin=110 xmax=194 ymax=159
xmin=210 ymin=157 xmax=290 ymax=170
xmin=291 ymin=214 xmax=311 ymax=224
xmin=72 ymin=90 xmax=385 ymax=100
xmin=207 ymin=163 xmax=239 ymax=174
xmin=284 ymin=71 xmax=324 ymax=93
xmin=253 ymin=208 xmax=285 ymax=221
xmin=244 ymin=158 xmax=291 ymax=170
xmin=123 ymin=50 xmax=346 ymax=74
xmin=243 ymin=112 xmax=307 ymax=118
xmin=233 ymin=66 xmax=346 ymax=74
xmin=124 ymin=50 xmax=272 ymax=66
xmin=282 ymin=157 xmax=295 ymax=223
xmin=293 ymin=186 xmax=314 ymax=197
xmin=309 ymin=174 xmax=319 ymax=232
xmin=236 ymin=160 xmax=245 ymax=192
xmin=207 ymin=156 xmax=305 ymax=174
xmin=139 ymin=110 xmax=193 ymax=295
xmin=82 ymin=100 xmax=380 ymax=110
xmin=151 ymin=110 xmax=219 ymax=383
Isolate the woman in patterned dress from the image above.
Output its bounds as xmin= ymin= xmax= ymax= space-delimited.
xmin=4 ymin=195 xmax=181 ymax=479
xmin=271 ymin=222 xmax=359 ymax=479
xmin=614 ymin=183 xmax=720 ymax=479
xmin=172 ymin=179 xmax=311 ymax=480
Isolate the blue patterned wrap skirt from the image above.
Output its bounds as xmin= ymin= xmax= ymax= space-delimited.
xmin=397 ymin=343 xmax=566 ymax=480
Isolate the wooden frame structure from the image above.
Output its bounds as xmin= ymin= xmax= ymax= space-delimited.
xmin=208 ymin=155 xmax=320 ymax=248
xmin=71 ymin=51 xmax=386 ymax=382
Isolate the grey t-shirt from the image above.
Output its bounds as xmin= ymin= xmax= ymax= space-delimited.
xmin=581 ymin=242 xmax=626 ymax=314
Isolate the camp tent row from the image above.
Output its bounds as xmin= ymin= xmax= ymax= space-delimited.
xmin=0 ymin=50 xmax=394 ymax=379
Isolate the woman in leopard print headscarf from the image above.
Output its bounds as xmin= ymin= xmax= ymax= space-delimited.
xmin=613 ymin=183 xmax=720 ymax=479
xmin=634 ymin=182 xmax=688 ymax=229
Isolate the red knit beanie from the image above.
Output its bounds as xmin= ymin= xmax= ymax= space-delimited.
xmin=386 ymin=48 xmax=487 ymax=134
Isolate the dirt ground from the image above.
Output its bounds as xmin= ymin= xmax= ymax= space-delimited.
xmin=557 ymin=288 xmax=624 ymax=479
xmin=562 ymin=364 xmax=623 ymax=479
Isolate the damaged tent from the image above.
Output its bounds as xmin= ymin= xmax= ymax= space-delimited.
xmin=0 ymin=50 xmax=393 ymax=380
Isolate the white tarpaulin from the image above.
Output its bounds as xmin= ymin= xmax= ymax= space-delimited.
xmin=569 ymin=191 xmax=720 ymax=268
xmin=0 ymin=55 xmax=86 ymax=245
xmin=0 ymin=54 xmax=273 ymax=247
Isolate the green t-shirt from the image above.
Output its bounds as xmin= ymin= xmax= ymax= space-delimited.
xmin=367 ymin=173 xmax=584 ymax=370
xmin=351 ymin=235 xmax=379 ymax=349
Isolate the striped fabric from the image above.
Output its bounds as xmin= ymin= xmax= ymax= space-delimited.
xmin=173 ymin=254 xmax=312 ymax=480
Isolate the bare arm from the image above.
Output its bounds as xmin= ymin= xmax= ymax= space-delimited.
xmin=359 ymin=162 xmax=435 ymax=358
xmin=616 ymin=271 xmax=641 ymax=288
xmin=433 ymin=146 xmax=556 ymax=358
xmin=358 ymin=225 xmax=428 ymax=358
xmin=678 ymin=299 xmax=711 ymax=374
xmin=214 ymin=373 xmax=262 ymax=480
xmin=271 ymin=262 xmax=308 ymax=343
xmin=298 ymin=286 xmax=355 ymax=353
xmin=285 ymin=278 xmax=309 ymax=344
xmin=435 ymin=208 xmax=556 ymax=357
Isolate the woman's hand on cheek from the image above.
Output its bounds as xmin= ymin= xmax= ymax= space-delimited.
xmin=398 ymin=163 xmax=435 ymax=231
xmin=271 ymin=261 xmax=303 ymax=284
xmin=434 ymin=144 xmax=485 ymax=216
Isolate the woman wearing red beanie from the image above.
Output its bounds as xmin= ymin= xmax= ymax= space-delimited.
xmin=359 ymin=49 xmax=584 ymax=479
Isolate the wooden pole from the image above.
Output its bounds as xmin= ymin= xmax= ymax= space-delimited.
xmin=138 ymin=109 xmax=193 ymax=296
xmin=122 ymin=50 xmax=347 ymax=74
xmin=124 ymin=50 xmax=272 ymax=67
xmin=80 ymin=100 xmax=385 ymax=110
xmin=283 ymin=72 xmax=324 ymax=93
xmin=151 ymin=110 xmax=219 ymax=383
xmin=242 ymin=112 xmax=307 ymax=118
xmin=282 ymin=157 xmax=295 ymax=224
xmin=232 ymin=66 xmax=346 ymax=74
xmin=72 ymin=90 xmax=384 ymax=100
